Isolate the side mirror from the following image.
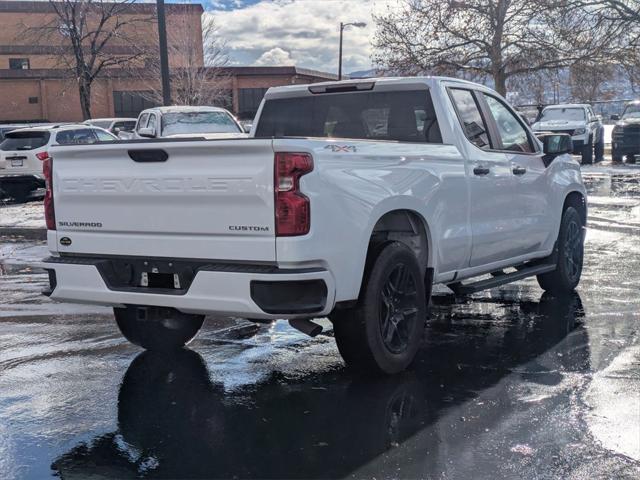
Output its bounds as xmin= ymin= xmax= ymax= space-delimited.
xmin=112 ymin=127 xmax=121 ymax=134
xmin=138 ymin=127 xmax=156 ymax=138
xmin=610 ymin=114 xmax=620 ymax=121
xmin=242 ymin=124 xmax=252 ymax=134
xmin=538 ymin=133 xmax=573 ymax=166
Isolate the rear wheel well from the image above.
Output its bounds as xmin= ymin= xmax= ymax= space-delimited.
xmin=367 ymin=210 xmax=430 ymax=275
xmin=564 ymin=192 xmax=586 ymax=225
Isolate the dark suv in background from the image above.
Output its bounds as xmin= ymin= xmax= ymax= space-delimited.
xmin=611 ymin=101 xmax=640 ymax=163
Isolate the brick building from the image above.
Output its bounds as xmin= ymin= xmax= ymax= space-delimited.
xmin=0 ymin=1 xmax=336 ymax=122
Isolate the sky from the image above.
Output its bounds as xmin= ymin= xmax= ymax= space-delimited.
xmin=198 ymin=0 xmax=385 ymax=74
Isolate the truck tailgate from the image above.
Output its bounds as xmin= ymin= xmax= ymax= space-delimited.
xmin=50 ymin=139 xmax=276 ymax=262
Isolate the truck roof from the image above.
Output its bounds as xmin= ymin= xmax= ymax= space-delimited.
xmin=542 ymin=104 xmax=591 ymax=110
xmin=142 ymin=106 xmax=231 ymax=114
xmin=264 ymin=76 xmax=485 ymax=98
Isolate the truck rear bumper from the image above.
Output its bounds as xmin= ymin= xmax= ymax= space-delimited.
xmin=40 ymin=257 xmax=336 ymax=320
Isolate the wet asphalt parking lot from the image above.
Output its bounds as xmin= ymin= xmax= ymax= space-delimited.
xmin=0 ymin=160 xmax=639 ymax=479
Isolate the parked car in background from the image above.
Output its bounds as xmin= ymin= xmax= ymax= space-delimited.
xmin=0 ymin=124 xmax=116 ymax=202
xmin=0 ymin=124 xmax=24 ymax=142
xmin=130 ymin=106 xmax=247 ymax=140
xmin=40 ymin=77 xmax=586 ymax=375
xmin=0 ymin=122 xmax=54 ymax=142
xmin=611 ymin=100 xmax=640 ymax=163
xmin=84 ymin=118 xmax=137 ymax=136
xmin=532 ymin=104 xmax=604 ymax=164
xmin=238 ymin=119 xmax=253 ymax=133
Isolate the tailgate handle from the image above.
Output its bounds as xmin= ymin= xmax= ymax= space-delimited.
xmin=128 ymin=149 xmax=168 ymax=163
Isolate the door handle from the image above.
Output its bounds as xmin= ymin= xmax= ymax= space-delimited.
xmin=512 ymin=166 xmax=527 ymax=176
xmin=473 ymin=166 xmax=490 ymax=176
xmin=128 ymin=149 xmax=168 ymax=163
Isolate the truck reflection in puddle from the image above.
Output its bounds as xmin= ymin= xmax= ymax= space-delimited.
xmin=52 ymin=292 xmax=588 ymax=479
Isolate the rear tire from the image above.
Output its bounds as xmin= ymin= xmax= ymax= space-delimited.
xmin=594 ymin=139 xmax=604 ymax=162
xmin=114 ymin=306 xmax=204 ymax=351
xmin=581 ymin=137 xmax=593 ymax=164
xmin=1 ymin=184 xmax=32 ymax=203
xmin=612 ymin=147 xmax=623 ymax=163
xmin=537 ymin=207 xmax=584 ymax=294
xmin=330 ymin=242 xmax=427 ymax=375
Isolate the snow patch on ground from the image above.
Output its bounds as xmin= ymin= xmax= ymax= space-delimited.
xmin=585 ymin=344 xmax=640 ymax=461
xmin=0 ymin=201 xmax=44 ymax=228
xmin=0 ymin=242 xmax=47 ymax=264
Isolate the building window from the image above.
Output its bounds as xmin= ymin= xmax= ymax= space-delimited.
xmin=238 ymin=88 xmax=268 ymax=119
xmin=9 ymin=58 xmax=30 ymax=70
xmin=28 ymin=97 xmax=38 ymax=104
xmin=113 ymin=90 xmax=158 ymax=118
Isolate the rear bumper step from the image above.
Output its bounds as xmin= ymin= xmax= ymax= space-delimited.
xmin=447 ymin=263 xmax=556 ymax=295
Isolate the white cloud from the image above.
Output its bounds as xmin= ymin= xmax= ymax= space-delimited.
xmin=254 ymin=47 xmax=293 ymax=66
xmin=207 ymin=0 xmax=394 ymax=74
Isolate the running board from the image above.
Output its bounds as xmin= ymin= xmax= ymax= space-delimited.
xmin=447 ymin=264 xmax=556 ymax=295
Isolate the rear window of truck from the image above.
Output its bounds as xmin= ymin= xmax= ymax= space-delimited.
xmin=0 ymin=131 xmax=50 ymax=151
xmin=255 ymin=89 xmax=442 ymax=143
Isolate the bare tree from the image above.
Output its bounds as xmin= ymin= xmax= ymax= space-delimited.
xmin=569 ymin=60 xmax=615 ymax=102
xmin=20 ymin=1 xmax=151 ymax=120
xmin=586 ymin=1 xmax=640 ymax=93
xmin=509 ymin=70 xmax=558 ymax=105
xmin=373 ymin=0 xmax=627 ymax=96
xmin=141 ymin=16 xmax=231 ymax=107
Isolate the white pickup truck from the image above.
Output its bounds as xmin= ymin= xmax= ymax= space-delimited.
xmin=532 ymin=103 xmax=605 ymax=164
xmin=39 ymin=77 xmax=587 ymax=374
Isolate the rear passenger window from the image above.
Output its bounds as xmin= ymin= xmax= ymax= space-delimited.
xmin=94 ymin=129 xmax=115 ymax=141
xmin=449 ymin=88 xmax=491 ymax=150
xmin=56 ymin=129 xmax=97 ymax=145
xmin=255 ymin=89 xmax=442 ymax=143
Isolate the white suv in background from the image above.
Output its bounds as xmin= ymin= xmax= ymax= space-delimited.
xmin=532 ymin=104 xmax=604 ymax=164
xmin=127 ymin=106 xmax=248 ymax=140
xmin=0 ymin=124 xmax=116 ymax=202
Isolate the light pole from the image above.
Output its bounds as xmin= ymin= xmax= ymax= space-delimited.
xmin=338 ymin=21 xmax=366 ymax=80
xmin=156 ymin=0 xmax=171 ymax=106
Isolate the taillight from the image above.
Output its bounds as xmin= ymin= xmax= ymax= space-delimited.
xmin=274 ymin=152 xmax=313 ymax=236
xmin=43 ymin=158 xmax=55 ymax=230
xmin=36 ymin=151 xmax=50 ymax=161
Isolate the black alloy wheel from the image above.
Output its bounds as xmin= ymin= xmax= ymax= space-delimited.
xmin=379 ymin=263 xmax=419 ymax=354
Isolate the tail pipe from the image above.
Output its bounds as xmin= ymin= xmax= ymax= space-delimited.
xmin=289 ymin=318 xmax=323 ymax=337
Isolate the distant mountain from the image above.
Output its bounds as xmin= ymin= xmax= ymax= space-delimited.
xmin=347 ymin=68 xmax=382 ymax=79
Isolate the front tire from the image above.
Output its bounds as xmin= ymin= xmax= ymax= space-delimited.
xmin=114 ymin=306 xmax=204 ymax=351
xmin=330 ymin=242 xmax=427 ymax=375
xmin=537 ymin=207 xmax=584 ymax=294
